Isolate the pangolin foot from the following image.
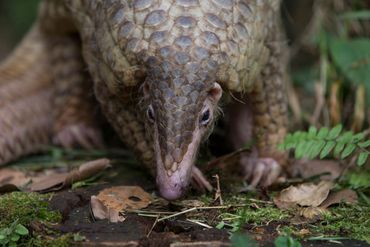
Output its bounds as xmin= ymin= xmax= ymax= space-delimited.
xmin=53 ymin=123 xmax=104 ymax=149
xmin=240 ymin=155 xmax=281 ymax=188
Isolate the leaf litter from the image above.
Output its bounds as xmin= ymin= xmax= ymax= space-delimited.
xmin=91 ymin=186 xmax=152 ymax=222
xmin=0 ymin=158 xmax=111 ymax=193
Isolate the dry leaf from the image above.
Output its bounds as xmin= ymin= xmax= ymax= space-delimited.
xmin=273 ymin=181 xmax=334 ymax=209
xmin=288 ymin=159 xmax=341 ymax=181
xmin=299 ymin=207 xmax=329 ymax=219
xmin=0 ymin=168 xmax=30 ymax=192
xmin=297 ymin=228 xmax=311 ymax=237
xmin=31 ymin=158 xmax=111 ymax=192
xmin=319 ymin=189 xmax=358 ymax=209
xmin=91 ymin=196 xmax=125 ymax=223
xmin=95 ymin=186 xmax=152 ymax=212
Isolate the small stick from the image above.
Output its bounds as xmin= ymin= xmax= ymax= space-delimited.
xmin=146 ymin=215 xmax=159 ymax=237
xmin=213 ymin=174 xmax=223 ymax=205
xmin=157 ymin=206 xmax=230 ymax=222
xmin=187 ymin=219 xmax=213 ymax=229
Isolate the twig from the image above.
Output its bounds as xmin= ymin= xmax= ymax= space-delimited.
xmin=146 ymin=215 xmax=159 ymax=237
xmin=186 ymin=219 xmax=213 ymax=229
xmin=157 ymin=206 xmax=230 ymax=222
xmin=248 ymin=198 xmax=274 ymax=205
xmin=213 ymin=174 xmax=223 ymax=205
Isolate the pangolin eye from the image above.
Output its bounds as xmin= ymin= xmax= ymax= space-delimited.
xmin=147 ymin=105 xmax=155 ymax=122
xmin=200 ymin=109 xmax=210 ymax=126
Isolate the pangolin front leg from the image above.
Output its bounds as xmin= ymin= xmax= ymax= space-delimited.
xmin=50 ymin=35 xmax=103 ymax=149
xmin=229 ymin=30 xmax=288 ymax=188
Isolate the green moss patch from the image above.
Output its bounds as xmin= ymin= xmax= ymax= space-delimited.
xmin=311 ymin=204 xmax=370 ymax=243
xmin=0 ymin=192 xmax=61 ymax=228
xmin=216 ymin=193 xmax=369 ymax=243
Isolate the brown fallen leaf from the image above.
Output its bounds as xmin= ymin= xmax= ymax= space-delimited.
xmin=287 ymin=159 xmax=342 ymax=181
xmin=299 ymin=207 xmax=329 ymax=220
xmin=0 ymin=168 xmax=30 ymax=193
xmin=31 ymin=158 xmax=111 ymax=192
xmin=273 ymin=181 xmax=334 ymax=209
xmin=319 ymin=189 xmax=358 ymax=209
xmin=297 ymin=228 xmax=311 ymax=237
xmin=94 ymin=186 xmax=152 ymax=212
xmin=90 ymin=196 xmax=125 ymax=223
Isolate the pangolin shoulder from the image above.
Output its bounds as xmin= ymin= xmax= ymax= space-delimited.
xmin=65 ymin=0 xmax=280 ymax=92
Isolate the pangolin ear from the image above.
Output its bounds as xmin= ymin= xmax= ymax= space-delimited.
xmin=208 ymin=83 xmax=222 ymax=102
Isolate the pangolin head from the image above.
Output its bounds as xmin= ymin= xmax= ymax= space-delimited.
xmin=143 ymin=55 xmax=222 ymax=200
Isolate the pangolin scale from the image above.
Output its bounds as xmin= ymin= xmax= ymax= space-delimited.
xmin=0 ymin=0 xmax=288 ymax=200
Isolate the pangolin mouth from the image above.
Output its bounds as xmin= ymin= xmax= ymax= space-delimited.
xmin=156 ymin=149 xmax=195 ymax=200
xmin=155 ymin=128 xmax=201 ymax=200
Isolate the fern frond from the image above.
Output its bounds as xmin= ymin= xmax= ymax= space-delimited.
xmin=279 ymin=124 xmax=370 ymax=166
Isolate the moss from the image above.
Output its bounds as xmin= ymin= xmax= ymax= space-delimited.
xmin=240 ymin=205 xmax=290 ymax=225
xmin=218 ymin=193 xmax=370 ymax=243
xmin=310 ymin=204 xmax=370 ymax=243
xmin=0 ymin=192 xmax=61 ymax=228
xmin=24 ymin=234 xmax=75 ymax=247
xmin=219 ymin=194 xmax=290 ymax=231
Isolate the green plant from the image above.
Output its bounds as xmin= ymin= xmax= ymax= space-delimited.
xmin=0 ymin=220 xmax=29 ymax=247
xmin=230 ymin=233 xmax=258 ymax=247
xmin=279 ymin=124 xmax=369 ymax=166
xmin=274 ymin=236 xmax=301 ymax=247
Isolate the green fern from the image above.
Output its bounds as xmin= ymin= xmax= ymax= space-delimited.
xmin=278 ymin=125 xmax=370 ymax=166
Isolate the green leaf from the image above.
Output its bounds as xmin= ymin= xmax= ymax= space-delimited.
xmin=308 ymin=140 xmax=326 ymax=159
xmin=341 ymin=144 xmax=357 ymax=159
xmin=358 ymin=140 xmax=370 ymax=148
xmin=73 ymin=233 xmax=86 ymax=242
xmin=231 ymin=233 xmax=258 ymax=247
xmin=274 ymin=236 xmax=302 ymax=247
xmin=327 ymin=125 xmax=342 ymax=140
xmin=216 ymin=221 xmax=225 ymax=229
xmin=352 ymin=133 xmax=365 ymax=142
xmin=295 ymin=141 xmax=308 ymax=159
xmin=357 ymin=152 xmax=369 ymax=166
xmin=329 ymin=38 xmax=370 ymax=106
xmin=0 ymin=234 xmax=5 ymax=240
xmin=9 ymin=241 xmax=17 ymax=247
xmin=320 ymin=141 xmax=336 ymax=159
xmin=15 ymin=224 xmax=28 ymax=236
xmin=10 ymin=234 xmax=20 ymax=242
xmin=340 ymin=10 xmax=370 ymax=20
xmin=337 ymin=131 xmax=353 ymax=143
xmin=317 ymin=127 xmax=329 ymax=139
xmin=334 ymin=142 xmax=346 ymax=157
xmin=277 ymin=143 xmax=285 ymax=151
xmin=308 ymin=126 xmax=317 ymax=138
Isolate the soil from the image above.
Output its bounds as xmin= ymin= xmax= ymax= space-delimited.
xmin=35 ymin=163 xmax=369 ymax=247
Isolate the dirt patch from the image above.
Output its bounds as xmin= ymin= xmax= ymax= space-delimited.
xmin=48 ymin=185 xmax=229 ymax=246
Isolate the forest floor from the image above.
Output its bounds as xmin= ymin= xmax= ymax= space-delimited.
xmin=0 ymin=148 xmax=369 ymax=247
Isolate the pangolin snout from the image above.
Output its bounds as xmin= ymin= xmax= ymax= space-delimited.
xmin=157 ymin=152 xmax=191 ymax=200
xmin=157 ymin=178 xmax=188 ymax=201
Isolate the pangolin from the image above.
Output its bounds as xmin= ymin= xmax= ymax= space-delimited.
xmin=0 ymin=0 xmax=288 ymax=200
